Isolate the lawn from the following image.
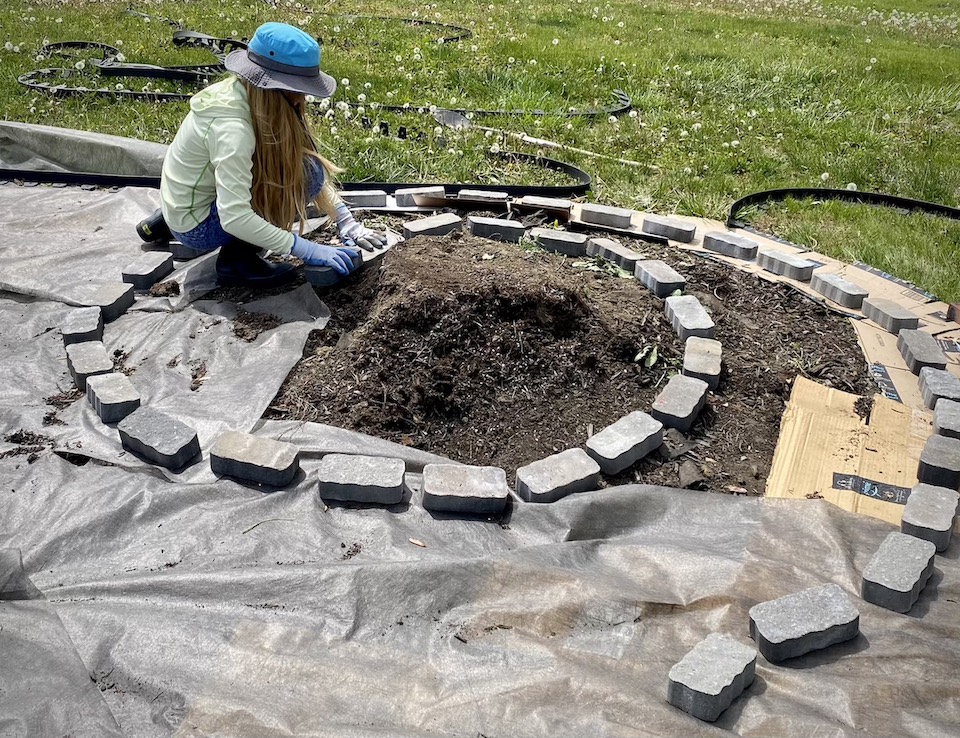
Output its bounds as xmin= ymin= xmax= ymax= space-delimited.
xmin=2 ymin=0 xmax=959 ymax=299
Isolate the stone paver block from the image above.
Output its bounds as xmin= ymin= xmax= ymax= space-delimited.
xmin=917 ymin=434 xmax=960 ymax=490
xmin=665 ymin=295 xmax=716 ymax=341
xmin=210 ymin=430 xmax=300 ymax=487
xmin=748 ymin=583 xmax=860 ymax=663
xmin=949 ymin=303 xmax=960 ymax=324
xmin=642 ymin=214 xmax=696 ymax=243
xmin=667 ymin=633 xmax=757 ymax=722
xmin=84 ymin=283 xmax=135 ymax=323
xmin=61 ymin=306 xmax=103 ymax=346
xmin=585 ymin=411 xmax=663 ymax=474
xmin=467 ymin=215 xmax=526 ymax=243
xmin=635 ymin=259 xmax=686 ymax=297
xmin=757 ymin=250 xmax=817 ymax=282
xmin=529 ymin=227 xmax=588 ymax=256
xmin=897 ymin=329 xmax=948 ymax=374
xmin=394 ymin=185 xmax=446 ymax=207
xmin=934 ymin=398 xmax=960 ymax=440
xmin=169 ymin=241 xmax=209 ymax=261
xmin=919 ymin=367 xmax=960 ymax=410
xmin=65 ymin=341 xmax=113 ymax=391
xmin=683 ymin=337 xmax=722 ymax=390
xmin=317 ymin=454 xmax=405 ymax=504
xmin=521 ymin=195 xmax=573 ymax=212
xmin=862 ymin=297 xmax=919 ymax=335
xmin=117 ymin=406 xmax=200 ymax=469
xmin=651 ymin=374 xmax=710 ymax=433
xmin=402 ymin=212 xmax=462 ymax=239
xmin=85 ymin=372 xmax=140 ymax=424
xmin=303 ymin=251 xmax=364 ymax=288
xmin=586 ymin=237 xmax=641 ymax=271
xmin=516 ymin=448 xmax=601 ymax=503
xmin=810 ymin=272 xmax=870 ymax=310
xmin=458 ymin=189 xmax=510 ymax=202
xmin=342 ymin=190 xmax=388 ymax=208
xmin=422 ymin=463 xmax=509 ymax=515
xmin=901 ymin=482 xmax=960 ymax=552
xmin=702 ymin=231 xmax=758 ymax=260
xmin=862 ymin=531 xmax=937 ymax=613
xmin=581 ymin=203 xmax=634 ymax=229
xmin=122 ymin=251 xmax=174 ymax=290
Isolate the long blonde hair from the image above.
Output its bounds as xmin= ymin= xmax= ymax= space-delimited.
xmin=242 ymin=79 xmax=342 ymax=232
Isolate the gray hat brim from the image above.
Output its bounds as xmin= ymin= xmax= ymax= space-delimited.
xmin=225 ymin=49 xmax=337 ymax=98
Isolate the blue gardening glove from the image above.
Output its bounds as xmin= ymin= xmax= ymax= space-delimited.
xmin=291 ymin=235 xmax=358 ymax=274
xmin=335 ymin=203 xmax=387 ymax=252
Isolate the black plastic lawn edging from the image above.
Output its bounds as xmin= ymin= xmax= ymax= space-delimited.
xmin=727 ymin=187 xmax=960 ymax=229
xmin=0 ymin=151 xmax=593 ymax=197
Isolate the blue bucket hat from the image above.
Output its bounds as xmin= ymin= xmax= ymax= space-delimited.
xmin=225 ymin=22 xmax=336 ymax=98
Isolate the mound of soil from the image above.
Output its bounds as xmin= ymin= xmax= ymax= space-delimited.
xmin=268 ymin=232 xmax=873 ymax=494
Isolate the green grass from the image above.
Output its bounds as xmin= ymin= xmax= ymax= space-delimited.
xmin=2 ymin=0 xmax=959 ymax=299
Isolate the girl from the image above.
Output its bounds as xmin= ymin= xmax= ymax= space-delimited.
xmin=157 ymin=21 xmax=385 ymax=287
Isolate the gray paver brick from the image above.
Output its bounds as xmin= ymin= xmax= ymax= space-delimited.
xmin=422 ymin=463 xmax=509 ymax=515
xmin=516 ymin=448 xmax=601 ymax=503
xmin=862 ymin=297 xmax=919 ymax=335
xmin=748 ymin=583 xmax=860 ymax=663
xmin=85 ymin=283 xmax=135 ymax=323
xmin=65 ymin=340 xmax=114 ymax=391
xmin=586 ymin=237 xmax=641 ymax=271
xmin=342 ymin=190 xmax=388 ymax=208
xmin=667 ymin=633 xmax=757 ymax=722
xmin=521 ymin=195 xmax=574 ymax=212
xmin=529 ymin=227 xmax=589 ymax=257
xmin=210 ymin=430 xmax=300 ymax=487
xmin=121 ymin=252 xmax=174 ymax=290
xmin=862 ymin=531 xmax=937 ymax=613
xmin=919 ymin=367 xmax=960 ymax=410
xmin=585 ymin=411 xmax=663 ymax=474
xmin=394 ymin=186 xmax=446 ymax=207
xmin=810 ymin=272 xmax=870 ymax=310
xmin=117 ymin=406 xmax=200 ymax=469
xmin=85 ymin=372 xmax=140 ymax=424
xmin=934 ymin=398 xmax=960 ymax=440
xmin=635 ymin=260 xmax=686 ymax=297
xmin=61 ymin=306 xmax=103 ymax=346
xmin=642 ymin=214 xmax=696 ymax=243
xmin=317 ymin=454 xmax=405 ymax=504
xmin=901 ymin=482 xmax=960 ymax=552
xmin=897 ymin=329 xmax=948 ymax=374
xmin=651 ymin=374 xmax=710 ymax=432
xmin=580 ymin=203 xmax=634 ymax=229
xmin=757 ymin=250 xmax=817 ymax=282
xmin=303 ymin=251 xmax=364 ymax=288
xmin=683 ymin=337 xmax=722 ymax=390
xmin=458 ymin=189 xmax=510 ymax=202
xmin=917 ymin=434 xmax=960 ymax=490
xmin=170 ymin=241 xmax=208 ymax=261
xmin=467 ymin=215 xmax=526 ymax=243
xmin=665 ymin=295 xmax=716 ymax=341
xmin=702 ymin=231 xmax=758 ymax=260
xmin=402 ymin=212 xmax=462 ymax=239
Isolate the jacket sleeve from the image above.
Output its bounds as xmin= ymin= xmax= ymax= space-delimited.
xmin=205 ymin=118 xmax=296 ymax=254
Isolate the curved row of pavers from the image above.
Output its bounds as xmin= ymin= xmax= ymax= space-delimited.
xmin=400 ymin=205 xmax=960 ymax=723
xmin=58 ymin=200 xmax=960 ymax=725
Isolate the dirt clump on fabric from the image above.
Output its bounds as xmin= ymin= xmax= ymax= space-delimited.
xmin=232 ymin=309 xmax=283 ymax=342
xmin=268 ymin=232 xmax=873 ymax=494
xmin=1 ymin=429 xmax=55 ymax=463
xmin=149 ymin=280 xmax=180 ymax=297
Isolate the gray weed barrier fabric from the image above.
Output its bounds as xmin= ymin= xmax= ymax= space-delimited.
xmin=1 ymin=128 xmax=959 ymax=736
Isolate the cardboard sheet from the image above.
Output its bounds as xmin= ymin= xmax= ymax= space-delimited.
xmin=765 ymin=377 xmax=937 ymax=525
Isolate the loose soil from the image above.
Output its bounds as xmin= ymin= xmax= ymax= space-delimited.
xmin=233 ymin=309 xmax=283 ymax=342
xmin=267 ymin=232 xmax=874 ymax=494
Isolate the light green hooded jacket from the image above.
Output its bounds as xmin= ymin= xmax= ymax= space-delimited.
xmin=160 ymin=76 xmax=296 ymax=254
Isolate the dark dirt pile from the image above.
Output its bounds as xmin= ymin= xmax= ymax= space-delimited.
xmin=267 ymin=232 xmax=873 ymax=494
